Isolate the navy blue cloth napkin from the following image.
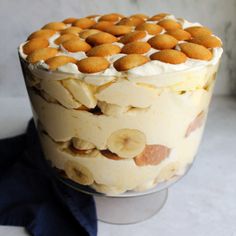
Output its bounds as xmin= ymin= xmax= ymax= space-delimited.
xmin=0 ymin=119 xmax=97 ymax=236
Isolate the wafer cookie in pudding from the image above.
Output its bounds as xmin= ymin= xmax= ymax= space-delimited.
xmin=19 ymin=12 xmax=223 ymax=195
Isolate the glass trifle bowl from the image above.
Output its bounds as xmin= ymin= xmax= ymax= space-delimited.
xmin=19 ymin=12 xmax=223 ymax=223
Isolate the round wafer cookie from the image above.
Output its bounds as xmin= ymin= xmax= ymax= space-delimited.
xmin=117 ymin=17 xmax=144 ymax=26
xmin=86 ymin=32 xmax=117 ymax=46
xmin=73 ymin=18 xmax=96 ymax=29
xmin=61 ymin=27 xmax=82 ymax=35
xmin=185 ymin=26 xmax=212 ymax=37
xmin=79 ymin=29 xmax=101 ymax=39
xmin=119 ymin=31 xmax=146 ymax=44
xmin=179 ymin=42 xmax=212 ymax=60
xmin=28 ymin=29 xmax=56 ymax=40
xmin=121 ymin=42 xmax=151 ymax=54
xmin=45 ymin=56 xmax=77 ymax=70
xmin=92 ymin=21 xmax=114 ymax=31
xmin=148 ymin=34 xmax=178 ymax=49
xmin=63 ymin=17 xmax=78 ymax=24
xmin=158 ymin=19 xmax=181 ymax=30
xmin=104 ymin=25 xmax=132 ymax=36
xmin=135 ymin=23 xmax=163 ymax=35
xmin=150 ymin=49 xmax=187 ymax=64
xmin=148 ymin=13 xmax=169 ymax=21
xmin=166 ymin=29 xmax=191 ymax=40
xmin=54 ymin=34 xmax=78 ymax=45
xmin=86 ymin=44 xmax=121 ymax=57
xmin=27 ymin=48 xmax=58 ymax=64
xmin=23 ymin=38 xmax=49 ymax=55
xmin=42 ymin=22 xmax=66 ymax=30
xmin=114 ymin=54 xmax=149 ymax=71
xmin=77 ymin=57 xmax=110 ymax=73
xmin=98 ymin=13 xmax=123 ymax=22
xmin=189 ymin=35 xmax=222 ymax=48
xmin=62 ymin=38 xmax=91 ymax=52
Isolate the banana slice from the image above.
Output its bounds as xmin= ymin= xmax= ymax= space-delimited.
xmin=41 ymin=90 xmax=57 ymax=103
xmin=157 ymin=162 xmax=180 ymax=183
xmin=40 ymin=79 xmax=82 ymax=109
xmin=97 ymin=101 xmax=130 ymax=116
xmin=64 ymin=160 xmax=94 ymax=185
xmin=107 ymin=129 xmax=146 ymax=158
xmin=62 ymin=79 xmax=97 ymax=108
xmin=72 ymin=137 xmax=95 ymax=150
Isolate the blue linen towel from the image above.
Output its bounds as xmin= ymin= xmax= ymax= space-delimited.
xmin=0 ymin=119 xmax=97 ymax=236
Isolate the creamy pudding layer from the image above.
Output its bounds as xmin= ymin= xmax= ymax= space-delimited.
xmin=19 ymin=12 xmax=223 ymax=195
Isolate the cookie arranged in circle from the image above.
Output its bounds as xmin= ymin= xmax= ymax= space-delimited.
xmin=150 ymin=49 xmax=187 ymax=64
xmin=54 ymin=34 xmax=78 ymax=45
xmin=158 ymin=19 xmax=181 ymax=30
xmin=98 ymin=13 xmax=123 ymax=22
xmin=114 ymin=54 xmax=149 ymax=71
xmin=62 ymin=38 xmax=91 ymax=52
xmin=179 ymin=42 xmax=212 ymax=60
xmin=119 ymin=31 xmax=146 ymax=44
xmin=27 ymin=48 xmax=58 ymax=64
xmin=121 ymin=42 xmax=151 ymax=54
xmin=104 ymin=25 xmax=132 ymax=36
xmin=45 ymin=56 xmax=77 ymax=70
xmin=148 ymin=34 xmax=178 ymax=50
xmin=166 ymin=29 xmax=191 ymax=41
xmin=23 ymin=38 xmax=49 ymax=55
xmin=135 ymin=23 xmax=163 ymax=35
xmin=77 ymin=57 xmax=110 ymax=73
xmin=61 ymin=27 xmax=82 ymax=35
xmin=86 ymin=32 xmax=118 ymax=46
xmin=185 ymin=26 xmax=212 ymax=37
xmin=189 ymin=35 xmax=222 ymax=48
xmin=42 ymin=22 xmax=66 ymax=30
xmin=117 ymin=17 xmax=144 ymax=26
xmin=79 ymin=29 xmax=101 ymax=39
xmin=73 ymin=18 xmax=96 ymax=29
xmin=87 ymin=44 xmax=121 ymax=57
xmin=92 ymin=21 xmax=115 ymax=31
xmin=148 ymin=13 xmax=169 ymax=21
xmin=28 ymin=29 xmax=56 ymax=40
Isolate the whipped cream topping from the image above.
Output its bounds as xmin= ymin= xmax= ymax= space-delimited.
xmin=19 ymin=14 xmax=223 ymax=85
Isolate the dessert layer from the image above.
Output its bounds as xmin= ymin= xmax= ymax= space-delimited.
xmin=19 ymin=13 xmax=223 ymax=80
xmin=39 ymin=121 xmax=204 ymax=195
xmin=29 ymin=82 xmax=212 ymax=149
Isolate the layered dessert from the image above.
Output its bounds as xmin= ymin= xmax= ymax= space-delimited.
xmin=19 ymin=13 xmax=223 ymax=195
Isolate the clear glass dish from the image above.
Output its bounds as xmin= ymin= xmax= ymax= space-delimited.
xmin=19 ymin=55 xmax=220 ymax=223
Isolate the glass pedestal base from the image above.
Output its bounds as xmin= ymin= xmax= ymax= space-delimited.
xmin=95 ymin=189 xmax=168 ymax=224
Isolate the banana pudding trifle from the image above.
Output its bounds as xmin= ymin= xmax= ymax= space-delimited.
xmin=19 ymin=13 xmax=223 ymax=196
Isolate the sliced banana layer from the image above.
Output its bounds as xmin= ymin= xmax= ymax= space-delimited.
xmin=40 ymin=79 xmax=82 ymax=109
xmin=62 ymin=79 xmax=97 ymax=108
xmin=107 ymin=128 xmax=146 ymax=158
xmin=72 ymin=137 xmax=95 ymax=150
xmin=156 ymin=162 xmax=181 ymax=183
xmin=97 ymin=101 xmax=130 ymax=116
xmin=30 ymin=89 xmax=211 ymax=148
xmin=64 ymin=160 xmax=94 ymax=185
xmin=39 ymin=130 xmax=202 ymax=195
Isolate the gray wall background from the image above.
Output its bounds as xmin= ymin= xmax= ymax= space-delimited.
xmin=0 ymin=0 xmax=235 ymax=97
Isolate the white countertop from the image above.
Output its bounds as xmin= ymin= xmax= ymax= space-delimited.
xmin=0 ymin=96 xmax=236 ymax=236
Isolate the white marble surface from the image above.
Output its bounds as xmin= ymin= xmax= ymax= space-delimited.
xmin=0 ymin=0 xmax=236 ymax=96
xmin=0 ymin=96 xmax=236 ymax=235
